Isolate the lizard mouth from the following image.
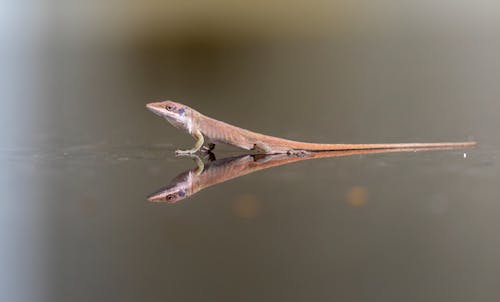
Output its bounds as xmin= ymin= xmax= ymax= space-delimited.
xmin=146 ymin=103 xmax=183 ymax=122
xmin=146 ymin=103 xmax=165 ymax=117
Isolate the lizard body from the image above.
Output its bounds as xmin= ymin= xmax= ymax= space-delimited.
xmin=146 ymin=100 xmax=476 ymax=154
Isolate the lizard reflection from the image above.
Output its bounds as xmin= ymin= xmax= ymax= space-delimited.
xmin=147 ymin=146 xmax=468 ymax=204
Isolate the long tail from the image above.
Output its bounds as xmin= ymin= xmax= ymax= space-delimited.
xmin=286 ymin=140 xmax=477 ymax=151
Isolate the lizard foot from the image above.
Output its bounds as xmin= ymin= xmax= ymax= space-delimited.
xmin=175 ymin=149 xmax=197 ymax=156
xmin=201 ymin=143 xmax=216 ymax=153
xmin=205 ymin=151 xmax=216 ymax=162
xmin=287 ymin=149 xmax=310 ymax=157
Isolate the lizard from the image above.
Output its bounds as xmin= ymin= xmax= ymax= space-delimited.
xmin=146 ymin=100 xmax=477 ymax=155
xmin=148 ymin=146 xmax=467 ymax=203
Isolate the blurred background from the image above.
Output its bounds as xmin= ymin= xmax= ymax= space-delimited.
xmin=1 ymin=1 xmax=499 ymax=301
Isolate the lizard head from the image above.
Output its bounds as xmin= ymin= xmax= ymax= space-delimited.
xmin=146 ymin=171 xmax=194 ymax=203
xmin=146 ymin=100 xmax=194 ymax=132
xmin=147 ymin=185 xmax=188 ymax=203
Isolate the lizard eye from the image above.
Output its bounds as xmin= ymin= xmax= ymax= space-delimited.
xmin=166 ymin=194 xmax=176 ymax=201
xmin=165 ymin=105 xmax=174 ymax=111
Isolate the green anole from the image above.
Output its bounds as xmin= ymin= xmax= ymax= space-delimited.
xmin=146 ymin=100 xmax=476 ymax=155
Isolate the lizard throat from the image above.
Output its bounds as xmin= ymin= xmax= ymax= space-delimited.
xmin=163 ymin=114 xmax=193 ymax=134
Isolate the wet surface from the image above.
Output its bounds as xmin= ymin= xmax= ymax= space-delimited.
xmin=3 ymin=143 xmax=499 ymax=301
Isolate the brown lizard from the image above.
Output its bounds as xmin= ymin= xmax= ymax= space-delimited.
xmin=146 ymin=100 xmax=476 ymax=155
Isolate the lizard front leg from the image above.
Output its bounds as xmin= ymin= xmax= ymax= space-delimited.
xmin=175 ymin=129 xmax=204 ymax=155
